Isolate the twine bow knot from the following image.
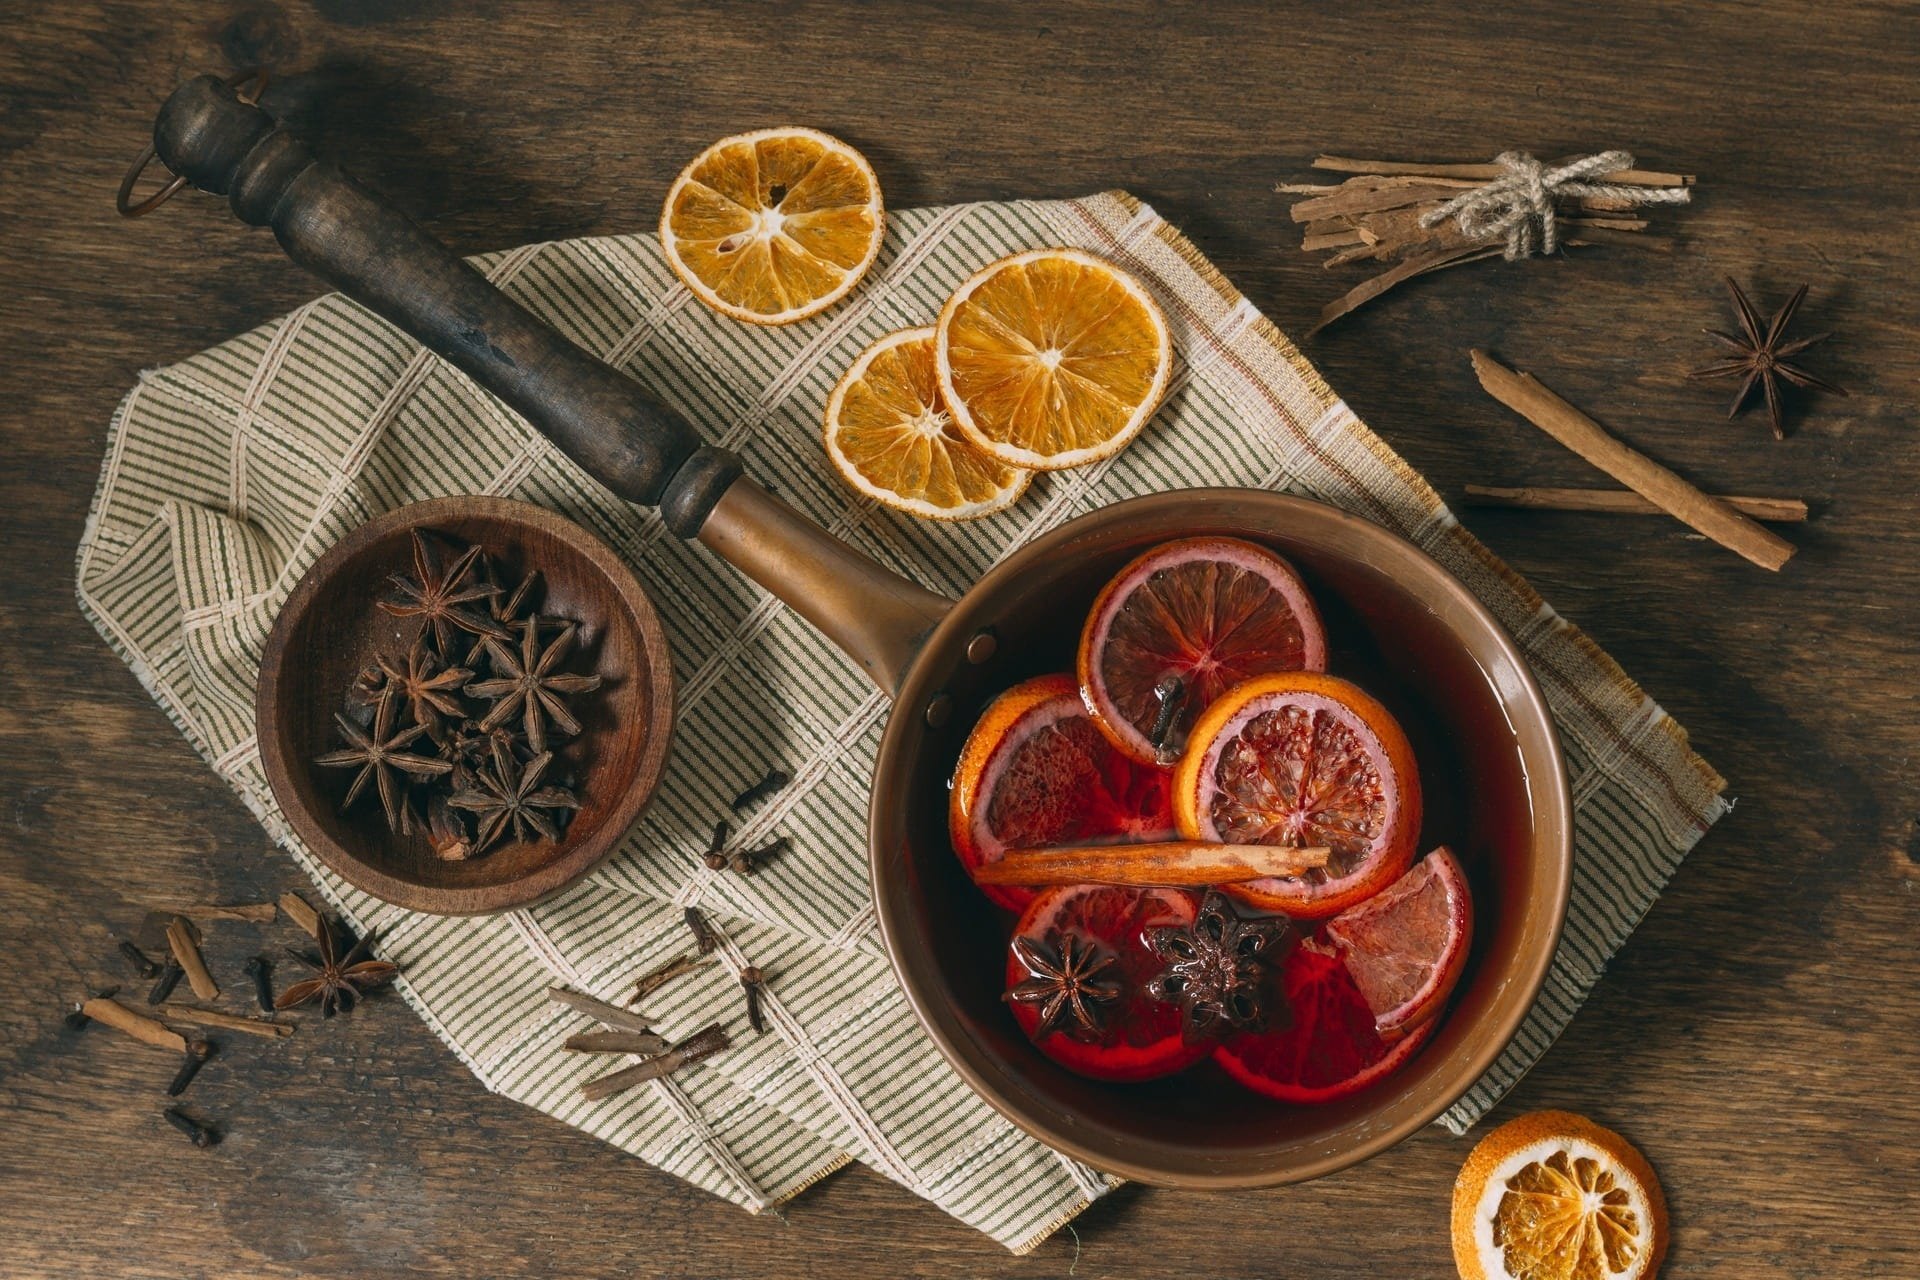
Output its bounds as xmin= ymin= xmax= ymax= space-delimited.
xmin=1419 ymin=150 xmax=1691 ymax=260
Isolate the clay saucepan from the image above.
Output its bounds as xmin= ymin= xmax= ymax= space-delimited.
xmin=145 ymin=75 xmax=1570 ymax=1186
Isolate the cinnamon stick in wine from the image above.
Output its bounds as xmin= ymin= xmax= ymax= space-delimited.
xmin=1469 ymin=351 xmax=1796 ymax=571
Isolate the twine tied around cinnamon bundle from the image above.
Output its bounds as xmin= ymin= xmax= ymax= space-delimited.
xmin=1418 ymin=150 xmax=1693 ymax=260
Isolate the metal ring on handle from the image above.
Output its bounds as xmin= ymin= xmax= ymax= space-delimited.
xmin=117 ymin=69 xmax=269 ymax=218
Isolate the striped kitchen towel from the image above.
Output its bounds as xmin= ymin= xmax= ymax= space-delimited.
xmin=76 ymin=189 xmax=1727 ymax=1252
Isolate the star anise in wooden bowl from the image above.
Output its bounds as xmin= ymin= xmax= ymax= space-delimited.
xmin=256 ymin=497 xmax=674 ymax=916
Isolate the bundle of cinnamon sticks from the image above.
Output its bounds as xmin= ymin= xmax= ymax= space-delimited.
xmin=1280 ymin=155 xmax=1693 ymax=332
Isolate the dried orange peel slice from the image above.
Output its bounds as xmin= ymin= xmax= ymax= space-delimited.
xmin=1452 ymin=1110 xmax=1669 ymax=1280
xmin=660 ymin=127 xmax=884 ymax=325
xmin=936 ymin=248 xmax=1172 ymax=470
xmin=823 ymin=327 xmax=1029 ymax=519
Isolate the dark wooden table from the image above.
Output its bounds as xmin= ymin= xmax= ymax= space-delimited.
xmin=4 ymin=3 xmax=1915 ymax=1275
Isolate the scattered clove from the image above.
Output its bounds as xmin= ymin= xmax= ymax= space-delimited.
xmin=578 ymin=1023 xmax=732 ymax=1101
xmin=730 ymin=768 xmax=790 ymax=812
xmin=166 ymin=1039 xmax=215 ymax=1097
xmin=147 ymin=959 xmax=185 ymax=1006
xmin=64 ymin=1001 xmax=92 ymax=1031
xmin=700 ymin=818 xmax=731 ymax=871
xmin=162 ymin=1107 xmax=218 ymax=1148
xmin=244 ymin=955 xmax=274 ymax=1013
xmin=683 ymin=906 xmax=719 ymax=956
xmin=729 ymin=836 xmax=789 ymax=876
xmin=739 ymin=966 xmax=767 ymax=1035
xmin=630 ymin=952 xmax=711 ymax=1004
xmin=117 ymin=939 xmax=161 ymax=979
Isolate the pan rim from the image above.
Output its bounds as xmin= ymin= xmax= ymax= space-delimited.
xmin=868 ymin=488 xmax=1573 ymax=1188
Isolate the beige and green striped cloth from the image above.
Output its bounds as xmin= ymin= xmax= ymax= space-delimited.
xmin=76 ymin=190 xmax=1727 ymax=1252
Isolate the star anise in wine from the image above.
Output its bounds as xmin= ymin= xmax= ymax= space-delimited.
xmin=1145 ymin=890 xmax=1288 ymax=1040
xmin=469 ymin=618 xmax=602 ymax=754
xmin=379 ymin=634 xmax=472 ymax=744
xmin=448 ymin=739 xmax=581 ymax=852
xmin=275 ymin=920 xmax=398 ymax=1018
xmin=1689 ymin=276 xmax=1847 ymax=440
xmin=1004 ymin=934 xmax=1121 ymax=1040
xmin=314 ymin=690 xmax=453 ymax=832
xmin=378 ymin=530 xmax=509 ymax=656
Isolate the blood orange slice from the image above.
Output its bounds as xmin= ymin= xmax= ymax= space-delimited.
xmin=1078 ymin=537 xmax=1327 ymax=764
xmin=1005 ymin=883 xmax=1208 ymax=1082
xmin=1173 ymin=671 xmax=1420 ymax=919
xmin=951 ymin=674 xmax=1177 ymax=912
xmin=1213 ymin=941 xmax=1434 ymax=1103
xmin=1321 ymin=847 xmax=1472 ymax=1041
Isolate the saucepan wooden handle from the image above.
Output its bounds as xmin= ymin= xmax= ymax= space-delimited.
xmin=150 ymin=74 xmax=738 ymax=532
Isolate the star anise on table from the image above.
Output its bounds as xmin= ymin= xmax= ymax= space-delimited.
xmin=314 ymin=691 xmax=454 ymax=832
xmin=378 ymin=634 xmax=472 ymax=743
xmin=469 ymin=618 xmax=603 ymax=754
xmin=1145 ymin=890 xmax=1289 ymax=1040
xmin=448 ymin=739 xmax=581 ymax=852
xmin=1004 ymin=934 xmax=1121 ymax=1040
xmin=378 ymin=530 xmax=510 ymax=656
xmin=275 ymin=920 xmax=399 ymax=1018
xmin=1689 ymin=276 xmax=1848 ymax=440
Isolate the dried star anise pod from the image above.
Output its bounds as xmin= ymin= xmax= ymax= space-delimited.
xmin=460 ymin=566 xmax=567 ymax=667
xmin=378 ymin=530 xmax=510 ymax=657
xmin=448 ymin=738 xmax=581 ymax=853
xmin=1004 ymin=933 xmax=1121 ymax=1041
xmin=1689 ymin=276 xmax=1847 ymax=440
xmin=469 ymin=618 xmax=603 ymax=754
xmin=378 ymin=634 xmax=472 ymax=744
xmin=314 ymin=690 xmax=454 ymax=832
xmin=425 ymin=795 xmax=473 ymax=862
xmin=275 ymin=919 xmax=399 ymax=1018
xmin=1145 ymin=890 xmax=1288 ymax=1040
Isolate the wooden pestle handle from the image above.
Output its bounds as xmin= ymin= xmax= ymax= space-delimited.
xmin=150 ymin=75 xmax=739 ymax=532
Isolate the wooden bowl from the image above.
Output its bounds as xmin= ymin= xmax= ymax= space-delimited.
xmin=871 ymin=490 xmax=1572 ymax=1186
xmin=257 ymin=497 xmax=673 ymax=915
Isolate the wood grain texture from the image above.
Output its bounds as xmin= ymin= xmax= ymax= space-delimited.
xmin=1 ymin=2 xmax=1915 ymax=1277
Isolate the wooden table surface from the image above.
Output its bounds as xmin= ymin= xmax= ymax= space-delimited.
xmin=4 ymin=2 xmax=1915 ymax=1276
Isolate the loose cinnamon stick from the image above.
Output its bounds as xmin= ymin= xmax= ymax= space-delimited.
xmin=1469 ymin=351 xmax=1796 ymax=571
xmin=1312 ymin=154 xmax=1693 ymax=187
xmin=972 ymin=842 xmax=1331 ymax=888
xmin=1464 ymin=485 xmax=1808 ymax=523
xmin=548 ymin=986 xmax=657 ymax=1036
xmin=278 ymin=892 xmax=323 ymax=940
xmin=80 ymin=996 xmax=187 ymax=1053
xmin=563 ymin=1030 xmax=672 ymax=1055
xmin=159 ymin=1004 xmax=296 ymax=1039
xmin=166 ymin=916 xmax=219 ymax=1001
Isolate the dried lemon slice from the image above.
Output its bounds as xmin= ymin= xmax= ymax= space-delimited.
xmin=660 ymin=127 xmax=884 ymax=325
xmin=935 ymin=248 xmax=1171 ymax=470
xmin=1452 ymin=1110 xmax=1669 ymax=1280
xmin=823 ymin=327 xmax=1029 ymax=520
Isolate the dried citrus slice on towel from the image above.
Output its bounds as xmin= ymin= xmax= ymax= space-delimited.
xmin=1173 ymin=671 xmax=1420 ymax=918
xmin=1078 ymin=537 xmax=1327 ymax=764
xmin=950 ymin=674 xmax=1177 ymax=912
xmin=660 ymin=127 xmax=884 ymax=324
xmin=1452 ymin=1110 xmax=1669 ymax=1280
xmin=823 ymin=327 xmax=1029 ymax=519
xmin=936 ymin=248 xmax=1171 ymax=470
xmin=1320 ymin=846 xmax=1472 ymax=1040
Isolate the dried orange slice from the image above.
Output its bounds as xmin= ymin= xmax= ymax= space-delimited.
xmin=1172 ymin=671 xmax=1421 ymax=918
xmin=822 ymin=327 xmax=1029 ymax=520
xmin=935 ymin=248 xmax=1171 ymax=470
xmin=1452 ymin=1111 xmax=1669 ymax=1280
xmin=1078 ymin=536 xmax=1327 ymax=764
xmin=660 ymin=127 xmax=884 ymax=325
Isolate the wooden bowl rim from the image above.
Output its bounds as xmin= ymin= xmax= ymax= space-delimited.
xmin=255 ymin=496 xmax=674 ymax=916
